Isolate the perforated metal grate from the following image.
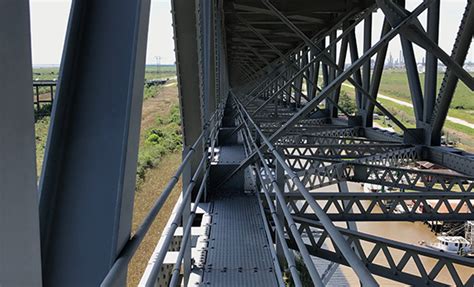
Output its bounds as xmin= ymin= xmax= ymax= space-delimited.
xmin=201 ymin=192 xmax=278 ymax=286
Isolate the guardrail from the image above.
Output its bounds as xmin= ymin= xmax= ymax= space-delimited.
xmin=232 ymin=91 xmax=379 ymax=287
xmin=33 ymin=80 xmax=56 ymax=115
xmin=32 ymin=79 xmax=170 ymax=116
xmin=100 ymin=99 xmax=226 ymax=287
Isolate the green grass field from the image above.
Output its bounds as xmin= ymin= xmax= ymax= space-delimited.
xmin=379 ymin=70 xmax=473 ymax=108
xmin=34 ymin=74 xmax=181 ymax=184
xmin=33 ymin=65 xmax=177 ymax=81
xmin=379 ymin=70 xmax=474 ymax=124
xmin=340 ymin=77 xmax=474 ymax=152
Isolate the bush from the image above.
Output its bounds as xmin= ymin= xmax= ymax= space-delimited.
xmin=339 ymin=92 xmax=357 ymax=115
xmin=136 ymin=104 xmax=182 ymax=187
xmin=35 ymin=104 xmax=53 ymax=121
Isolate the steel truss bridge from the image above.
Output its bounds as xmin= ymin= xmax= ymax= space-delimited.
xmin=1 ymin=0 xmax=474 ymax=286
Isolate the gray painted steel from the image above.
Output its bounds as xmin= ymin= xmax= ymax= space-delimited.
xmin=2 ymin=0 xmax=474 ymax=286
xmin=38 ymin=0 xmax=151 ymax=285
xmin=0 ymin=1 xmax=42 ymax=286
xmin=172 ymin=0 xmax=203 ymax=147
xmin=203 ymin=192 xmax=278 ymax=286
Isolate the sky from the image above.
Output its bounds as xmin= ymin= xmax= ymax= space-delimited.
xmin=30 ymin=0 xmax=175 ymax=66
xmin=29 ymin=0 xmax=473 ymax=66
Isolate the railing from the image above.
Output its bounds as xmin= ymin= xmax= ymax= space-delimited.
xmin=232 ymin=90 xmax=474 ymax=286
xmin=33 ymin=80 xmax=56 ymax=115
xmin=32 ymin=79 xmax=169 ymax=116
xmin=231 ymin=92 xmax=379 ymax=287
xmin=100 ymin=99 xmax=226 ymax=287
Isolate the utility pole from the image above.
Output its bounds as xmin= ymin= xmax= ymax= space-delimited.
xmin=154 ymin=56 xmax=161 ymax=75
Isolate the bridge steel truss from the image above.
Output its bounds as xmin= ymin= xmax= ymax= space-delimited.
xmin=222 ymin=0 xmax=474 ymax=286
xmin=1 ymin=0 xmax=474 ymax=286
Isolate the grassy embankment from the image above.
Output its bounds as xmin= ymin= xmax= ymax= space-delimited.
xmin=33 ymin=67 xmax=183 ymax=286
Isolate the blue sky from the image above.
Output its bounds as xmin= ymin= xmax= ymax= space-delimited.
xmin=29 ymin=0 xmax=473 ymax=66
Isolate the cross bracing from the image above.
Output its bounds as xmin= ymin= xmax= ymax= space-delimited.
xmin=1 ymin=0 xmax=473 ymax=286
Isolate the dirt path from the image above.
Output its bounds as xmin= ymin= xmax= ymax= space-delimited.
xmin=341 ymin=82 xmax=474 ymax=129
xmin=141 ymin=82 xmax=178 ymax=132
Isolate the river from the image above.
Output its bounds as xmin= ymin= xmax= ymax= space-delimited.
xmin=303 ymin=182 xmax=473 ymax=286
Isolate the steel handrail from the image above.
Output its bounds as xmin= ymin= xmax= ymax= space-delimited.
xmin=101 ymin=103 xmax=224 ymax=286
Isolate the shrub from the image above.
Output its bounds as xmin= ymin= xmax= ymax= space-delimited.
xmin=136 ymin=104 xmax=182 ymax=187
xmin=339 ymin=92 xmax=357 ymax=115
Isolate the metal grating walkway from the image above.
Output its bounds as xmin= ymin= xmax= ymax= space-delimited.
xmin=201 ymin=192 xmax=278 ymax=286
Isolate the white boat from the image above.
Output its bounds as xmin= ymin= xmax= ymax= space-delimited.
xmin=419 ymin=236 xmax=472 ymax=256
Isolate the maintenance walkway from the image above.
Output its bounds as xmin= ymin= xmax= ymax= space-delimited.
xmin=201 ymin=190 xmax=279 ymax=286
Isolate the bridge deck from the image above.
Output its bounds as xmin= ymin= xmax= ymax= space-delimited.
xmin=201 ymin=191 xmax=278 ymax=286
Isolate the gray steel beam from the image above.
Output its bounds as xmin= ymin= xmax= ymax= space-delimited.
xmin=365 ymin=19 xmax=391 ymax=127
xmin=424 ymin=146 xmax=474 ymax=177
xmin=38 ymin=0 xmax=151 ymax=285
xmin=173 ymin=0 xmax=203 ymax=147
xmin=233 ymin=95 xmax=378 ymax=286
xmin=197 ymin=0 xmax=217 ymax=124
xmin=400 ymin=38 xmax=424 ymax=124
xmin=362 ymin=14 xmax=372 ymax=110
xmin=289 ymin=219 xmax=474 ymax=287
xmin=277 ymin=192 xmax=474 ymax=221
xmin=376 ymin=0 xmax=474 ymax=90
xmin=332 ymin=29 xmax=349 ymax=117
xmin=348 ymin=26 xmax=363 ymax=109
xmin=430 ymin=0 xmax=474 ymax=143
xmin=423 ymin=0 xmax=440 ymax=125
xmin=0 ymin=1 xmax=42 ymax=286
xmin=265 ymin=1 xmax=432 ymax=143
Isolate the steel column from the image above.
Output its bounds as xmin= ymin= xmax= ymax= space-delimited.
xmin=0 ymin=1 xmax=42 ymax=286
xmin=38 ymin=0 xmax=151 ymax=285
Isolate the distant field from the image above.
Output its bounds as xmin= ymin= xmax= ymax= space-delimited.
xmin=379 ymin=70 xmax=474 ymax=124
xmin=379 ymin=70 xmax=473 ymax=109
xmin=32 ymin=65 xmax=177 ymax=81
xmin=145 ymin=65 xmax=177 ymax=80
xmin=340 ymin=76 xmax=474 ymax=152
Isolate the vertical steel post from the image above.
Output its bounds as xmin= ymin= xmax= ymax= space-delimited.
xmin=400 ymin=38 xmax=424 ymax=124
xmin=0 ymin=1 xmax=43 ymax=286
xmin=38 ymin=0 xmax=151 ymax=285
xmin=332 ymin=24 xmax=349 ymax=118
xmin=36 ymin=85 xmax=41 ymax=111
xmin=431 ymin=1 xmax=473 ymax=144
xmin=348 ymin=26 xmax=363 ymax=110
xmin=328 ymin=31 xmax=337 ymax=115
xmin=362 ymin=14 xmax=372 ymax=110
xmin=181 ymin=148 xmax=192 ymax=286
xmin=275 ymin=148 xmax=286 ymax=266
xmin=365 ymin=19 xmax=391 ymax=127
xmin=423 ymin=0 xmax=440 ymax=126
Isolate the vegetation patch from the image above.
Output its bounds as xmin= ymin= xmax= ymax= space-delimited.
xmin=34 ymin=103 xmax=53 ymax=121
xmin=339 ymin=91 xmax=357 ymax=115
xmin=143 ymin=85 xmax=162 ymax=101
xmin=136 ymin=104 xmax=182 ymax=187
xmin=35 ymin=116 xmax=50 ymax=176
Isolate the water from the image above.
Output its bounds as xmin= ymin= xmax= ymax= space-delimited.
xmin=304 ymin=182 xmax=473 ymax=286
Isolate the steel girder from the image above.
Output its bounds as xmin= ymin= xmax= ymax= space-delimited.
xmin=278 ymin=192 xmax=474 ymax=222
xmin=0 ymin=1 xmax=42 ymax=286
xmin=287 ymin=219 xmax=474 ymax=286
xmin=38 ymin=0 xmax=151 ymax=285
xmin=226 ymin=1 xmax=474 ymax=286
xmin=2 ymin=0 xmax=473 ymax=286
xmin=173 ymin=0 xmax=202 ymax=148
